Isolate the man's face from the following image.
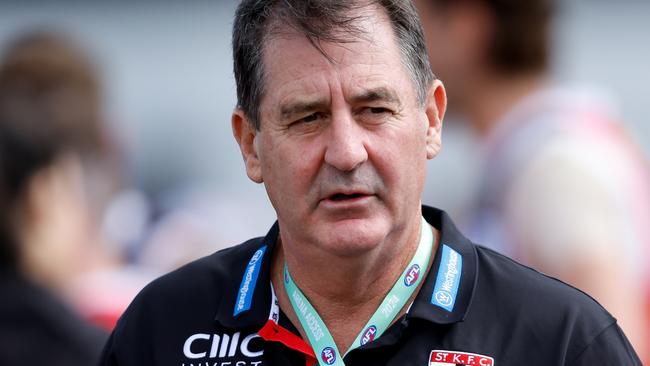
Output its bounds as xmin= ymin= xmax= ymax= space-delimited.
xmin=233 ymin=5 xmax=445 ymax=257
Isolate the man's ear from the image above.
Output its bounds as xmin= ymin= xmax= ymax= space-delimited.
xmin=231 ymin=108 xmax=263 ymax=183
xmin=424 ymin=79 xmax=447 ymax=160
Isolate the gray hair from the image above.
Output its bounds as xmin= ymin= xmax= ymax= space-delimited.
xmin=232 ymin=0 xmax=435 ymax=130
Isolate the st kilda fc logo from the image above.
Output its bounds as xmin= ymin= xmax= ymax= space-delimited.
xmin=429 ymin=350 xmax=494 ymax=366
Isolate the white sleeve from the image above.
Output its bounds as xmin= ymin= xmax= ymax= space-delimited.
xmin=503 ymin=131 xmax=650 ymax=356
xmin=503 ymin=133 xmax=649 ymax=281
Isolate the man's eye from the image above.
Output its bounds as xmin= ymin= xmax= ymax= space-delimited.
xmin=358 ymin=107 xmax=392 ymax=118
xmin=302 ymin=113 xmax=319 ymax=123
xmin=297 ymin=112 xmax=322 ymax=124
xmin=368 ymin=107 xmax=390 ymax=114
xmin=288 ymin=112 xmax=326 ymax=132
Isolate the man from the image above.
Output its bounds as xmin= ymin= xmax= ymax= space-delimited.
xmin=100 ymin=1 xmax=641 ymax=365
xmin=414 ymin=0 xmax=650 ymax=359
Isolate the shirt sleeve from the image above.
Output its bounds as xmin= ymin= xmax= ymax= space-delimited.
xmin=569 ymin=323 xmax=642 ymax=366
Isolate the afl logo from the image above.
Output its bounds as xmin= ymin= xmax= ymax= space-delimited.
xmin=321 ymin=347 xmax=336 ymax=365
xmin=404 ymin=264 xmax=421 ymax=286
xmin=360 ymin=325 xmax=377 ymax=346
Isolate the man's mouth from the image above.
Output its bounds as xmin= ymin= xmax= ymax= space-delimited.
xmin=318 ymin=190 xmax=375 ymax=211
xmin=329 ymin=193 xmax=367 ymax=201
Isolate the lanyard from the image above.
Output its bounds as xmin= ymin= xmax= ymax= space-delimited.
xmin=283 ymin=216 xmax=433 ymax=366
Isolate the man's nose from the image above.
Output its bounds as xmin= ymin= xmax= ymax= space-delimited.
xmin=324 ymin=111 xmax=368 ymax=172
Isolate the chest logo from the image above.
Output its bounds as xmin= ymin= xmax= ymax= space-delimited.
xmin=430 ymin=350 xmax=494 ymax=366
xmin=183 ymin=332 xmax=263 ymax=360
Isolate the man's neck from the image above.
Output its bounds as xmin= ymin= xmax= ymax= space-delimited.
xmin=270 ymin=217 xmax=439 ymax=353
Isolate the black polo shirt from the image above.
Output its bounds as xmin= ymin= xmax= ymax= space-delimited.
xmin=100 ymin=206 xmax=641 ymax=366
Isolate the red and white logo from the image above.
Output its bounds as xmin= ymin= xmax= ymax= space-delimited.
xmin=430 ymin=350 xmax=494 ymax=366
xmin=360 ymin=325 xmax=377 ymax=346
xmin=321 ymin=347 xmax=336 ymax=365
xmin=404 ymin=264 xmax=421 ymax=286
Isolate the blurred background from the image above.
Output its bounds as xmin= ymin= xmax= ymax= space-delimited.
xmin=2 ymin=0 xmax=648 ymax=230
xmin=0 ymin=0 xmax=648 ymax=363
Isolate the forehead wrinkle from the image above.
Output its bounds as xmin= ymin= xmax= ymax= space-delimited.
xmin=262 ymin=46 xmax=331 ymax=120
xmin=277 ymin=65 xmax=338 ymax=111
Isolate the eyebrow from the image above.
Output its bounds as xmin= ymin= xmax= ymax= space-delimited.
xmin=278 ymin=86 xmax=402 ymax=121
xmin=350 ymin=87 xmax=402 ymax=106
xmin=280 ymin=99 xmax=330 ymax=121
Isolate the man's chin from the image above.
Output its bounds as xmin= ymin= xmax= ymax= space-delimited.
xmin=315 ymin=217 xmax=391 ymax=257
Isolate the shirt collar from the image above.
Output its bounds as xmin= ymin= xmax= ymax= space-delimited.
xmin=215 ymin=222 xmax=279 ymax=329
xmin=215 ymin=205 xmax=478 ymax=329
xmin=408 ymin=205 xmax=478 ymax=324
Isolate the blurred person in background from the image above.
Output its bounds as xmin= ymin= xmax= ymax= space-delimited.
xmin=415 ymin=0 xmax=650 ymax=360
xmin=0 ymin=31 xmax=120 ymax=364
